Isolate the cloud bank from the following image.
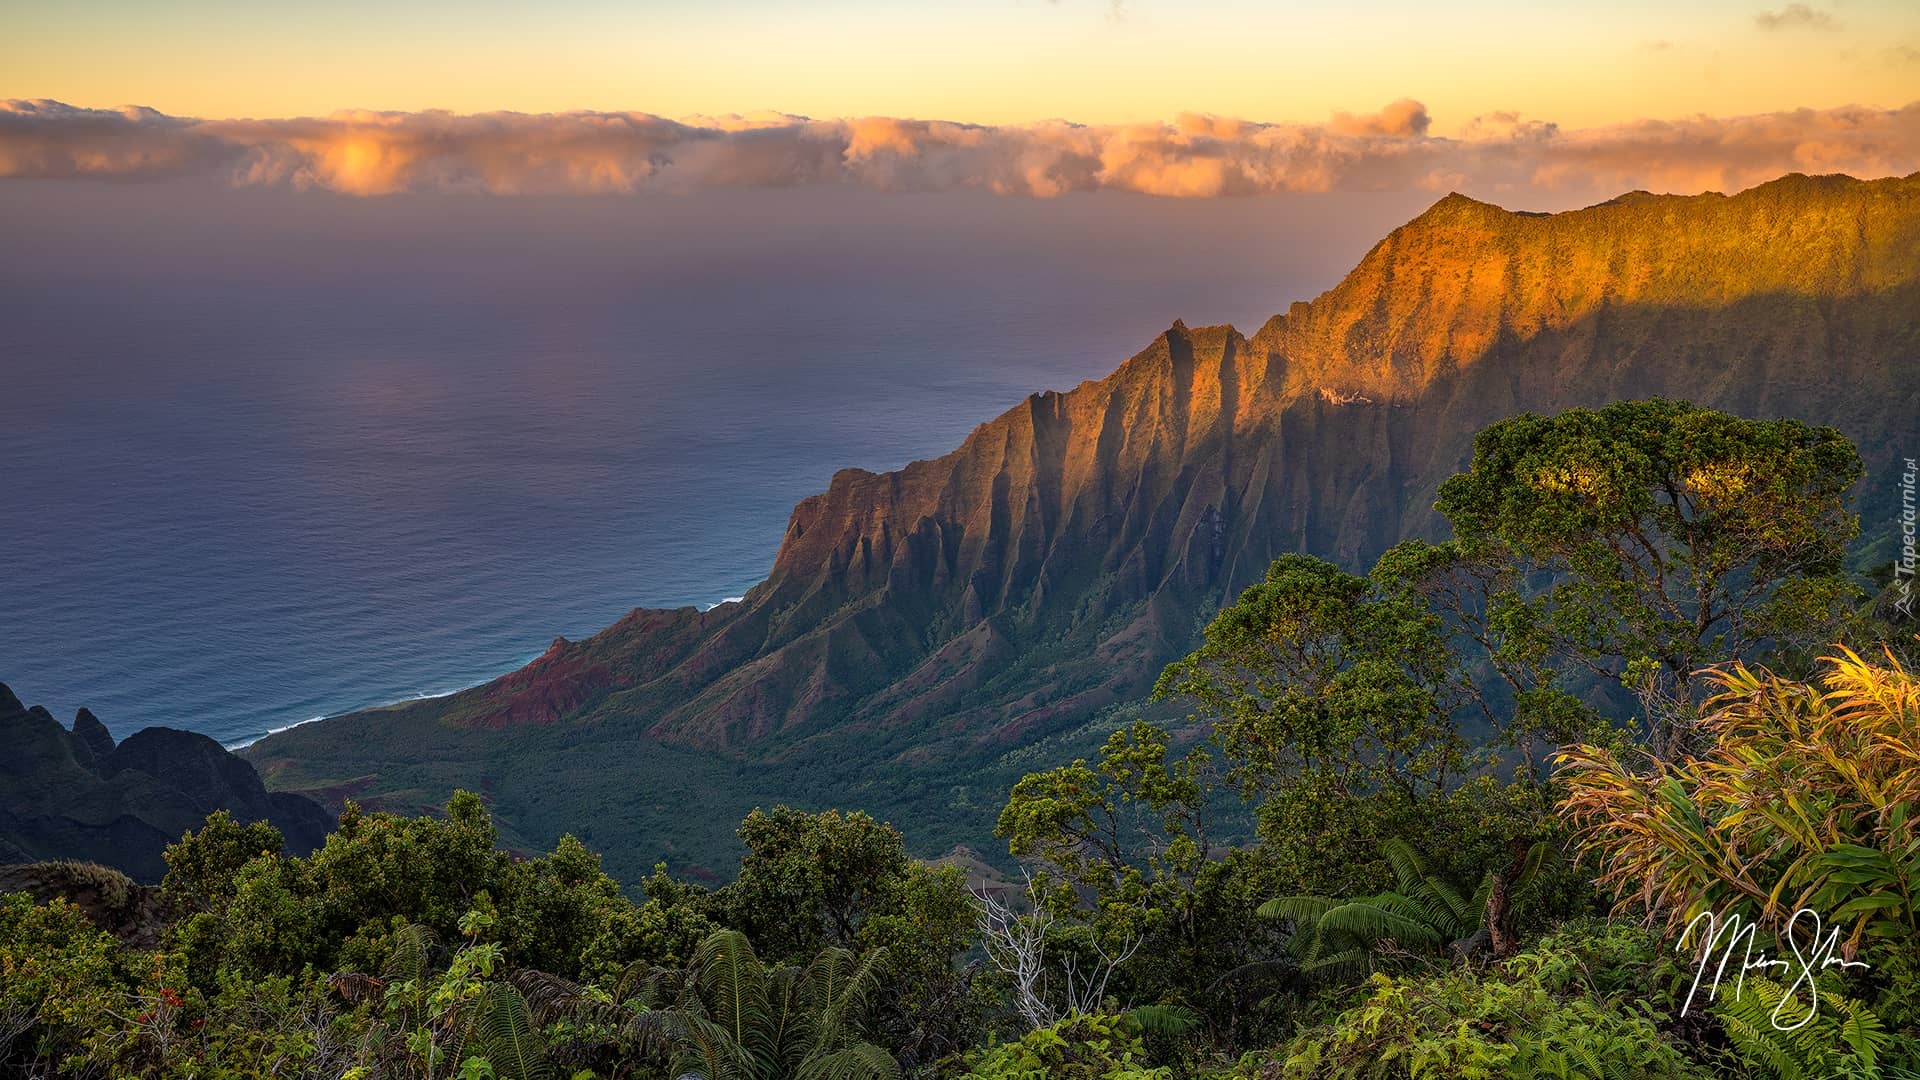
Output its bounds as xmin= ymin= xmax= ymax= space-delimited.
xmin=4 ymin=97 xmax=1918 ymax=200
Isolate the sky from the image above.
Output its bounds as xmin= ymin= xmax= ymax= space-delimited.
xmin=0 ymin=0 xmax=1917 ymax=204
xmin=4 ymin=0 xmax=1918 ymax=130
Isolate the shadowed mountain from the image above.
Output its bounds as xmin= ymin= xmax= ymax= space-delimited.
xmin=242 ymin=172 xmax=1920 ymax=881
xmin=0 ymin=683 xmax=334 ymax=883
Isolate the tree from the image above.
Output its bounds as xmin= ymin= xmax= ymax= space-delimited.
xmin=998 ymin=720 xmax=1215 ymax=926
xmin=160 ymin=809 xmax=289 ymax=917
xmin=719 ymin=807 xmax=981 ymax=1070
xmin=973 ymin=871 xmax=1141 ymax=1031
xmin=995 ymin=722 xmax=1308 ymax=1045
xmin=722 ymin=808 xmax=912 ymax=962
xmin=165 ymin=791 xmax=628 ymax=984
xmin=1436 ymin=399 xmax=1862 ymax=757
xmin=1154 ymin=555 xmax=1467 ymax=817
xmin=0 ymin=895 xmax=137 ymax=1075
xmin=1148 ymin=554 xmax=1524 ymax=899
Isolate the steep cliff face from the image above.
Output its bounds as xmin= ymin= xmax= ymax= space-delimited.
xmin=246 ymin=173 xmax=1920 ymax=861
xmin=0 ymin=683 xmax=334 ymax=882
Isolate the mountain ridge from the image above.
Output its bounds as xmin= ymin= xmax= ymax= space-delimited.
xmin=0 ymin=682 xmax=333 ymax=882
xmin=242 ymin=171 xmax=1920 ymax=878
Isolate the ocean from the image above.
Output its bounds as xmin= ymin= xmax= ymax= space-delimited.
xmin=0 ymin=182 xmax=1427 ymax=747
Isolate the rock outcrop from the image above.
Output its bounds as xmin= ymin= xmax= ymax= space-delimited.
xmin=0 ymin=683 xmax=334 ymax=882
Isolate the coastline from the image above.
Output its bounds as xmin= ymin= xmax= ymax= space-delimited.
xmin=224 ymin=592 xmax=753 ymax=751
xmin=221 ymin=656 xmax=539 ymax=751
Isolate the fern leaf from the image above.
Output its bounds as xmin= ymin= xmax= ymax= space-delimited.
xmin=795 ymin=1041 xmax=901 ymax=1080
xmin=469 ymin=983 xmax=554 ymax=1080
xmin=1258 ymin=895 xmax=1339 ymax=923
xmin=383 ymin=923 xmax=436 ymax=982
xmin=1127 ymin=1003 xmax=1200 ymax=1037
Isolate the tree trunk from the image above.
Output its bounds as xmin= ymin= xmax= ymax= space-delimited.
xmin=1485 ymin=838 xmax=1533 ymax=959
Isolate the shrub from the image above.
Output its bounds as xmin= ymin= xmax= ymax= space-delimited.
xmin=0 ymin=894 xmax=138 ymax=1074
xmin=1559 ymin=648 xmax=1920 ymax=953
xmin=1274 ymin=922 xmax=1711 ymax=1079
xmin=964 ymin=1013 xmax=1169 ymax=1080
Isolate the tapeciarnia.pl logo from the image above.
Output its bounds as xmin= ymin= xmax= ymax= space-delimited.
xmin=1898 ymin=457 xmax=1916 ymax=618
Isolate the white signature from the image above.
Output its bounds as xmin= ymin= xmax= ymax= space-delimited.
xmin=1678 ymin=907 xmax=1872 ymax=1030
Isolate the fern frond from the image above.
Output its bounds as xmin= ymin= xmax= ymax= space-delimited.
xmin=693 ymin=929 xmax=774 ymax=1065
xmin=667 ymin=1010 xmax=753 ymax=1080
xmin=468 ymin=983 xmax=554 ymax=1080
xmin=383 ymin=923 xmax=437 ymax=982
xmin=1319 ymin=898 xmax=1448 ymax=948
xmin=1379 ymin=839 xmax=1433 ymax=895
xmin=1127 ymin=1003 xmax=1201 ymax=1037
xmin=327 ymin=971 xmax=386 ymax=1005
xmin=1414 ymin=875 xmax=1476 ymax=936
xmin=1258 ymin=895 xmax=1339 ymax=923
xmin=796 ymin=1041 xmax=901 ymax=1080
xmin=1515 ymin=840 xmax=1559 ymax=891
xmin=508 ymin=969 xmax=586 ymax=1022
xmin=1297 ymin=947 xmax=1369 ymax=984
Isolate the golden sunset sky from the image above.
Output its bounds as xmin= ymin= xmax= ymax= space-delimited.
xmin=5 ymin=0 xmax=1917 ymax=130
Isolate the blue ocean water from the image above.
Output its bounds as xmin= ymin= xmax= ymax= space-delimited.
xmin=0 ymin=183 xmax=1423 ymax=747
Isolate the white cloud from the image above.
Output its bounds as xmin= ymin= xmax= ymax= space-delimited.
xmin=4 ymin=98 xmax=1918 ymax=201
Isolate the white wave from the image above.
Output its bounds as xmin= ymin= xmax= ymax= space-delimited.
xmin=225 ymin=714 xmax=326 ymax=750
xmin=224 ymin=650 xmax=545 ymax=751
xmin=700 ymin=596 xmax=746 ymax=612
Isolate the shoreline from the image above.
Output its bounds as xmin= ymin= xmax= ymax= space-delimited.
xmin=224 ymin=591 xmax=755 ymax=751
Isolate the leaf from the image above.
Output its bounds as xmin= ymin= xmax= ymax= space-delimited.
xmin=1126 ymin=1003 xmax=1201 ymax=1037
xmin=468 ymin=983 xmax=553 ymax=1080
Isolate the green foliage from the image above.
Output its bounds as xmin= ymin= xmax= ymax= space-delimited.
xmin=324 ymin=907 xmax=565 ymax=1080
xmin=964 ymin=1013 xmax=1169 ymax=1080
xmin=160 ymin=808 xmax=288 ymax=916
xmin=577 ymin=861 xmax=722 ymax=978
xmin=997 ymin=716 xmax=1572 ymax=1048
xmin=162 ymin=969 xmax=355 ymax=1079
xmin=1711 ymin=975 xmax=1911 ymax=1080
xmin=0 ymin=893 xmax=138 ymax=1075
xmin=716 ymin=806 xmax=983 ymax=1068
xmin=999 ymin=719 xmax=1216 ymax=927
xmin=996 ymin=719 xmax=1309 ymax=1042
xmin=1144 ymin=543 xmax=1579 ymax=906
xmin=1436 ymin=399 xmax=1862 ymax=757
xmin=519 ymin=927 xmax=900 ymax=1080
xmin=1153 ymin=555 xmax=1470 ymax=887
xmin=722 ymin=807 xmax=914 ymax=961
xmin=162 ymin=792 xmax=628 ymax=984
xmin=1259 ymin=837 xmax=1557 ymax=979
xmin=1275 ymin=922 xmax=1711 ymax=1079
xmin=856 ymin=860 xmax=989 ymax=1068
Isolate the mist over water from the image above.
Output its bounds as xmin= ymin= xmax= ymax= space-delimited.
xmin=0 ymin=182 xmax=1430 ymax=747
